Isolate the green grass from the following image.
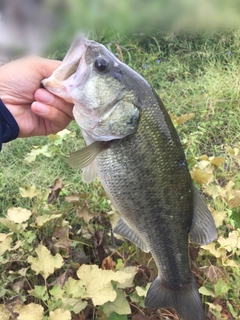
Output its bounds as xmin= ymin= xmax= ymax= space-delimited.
xmin=0 ymin=30 xmax=240 ymax=319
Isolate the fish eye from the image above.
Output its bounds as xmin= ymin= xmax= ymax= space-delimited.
xmin=94 ymin=57 xmax=109 ymax=72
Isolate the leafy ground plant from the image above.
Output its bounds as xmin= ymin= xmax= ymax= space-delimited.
xmin=1 ymin=30 xmax=240 ymax=319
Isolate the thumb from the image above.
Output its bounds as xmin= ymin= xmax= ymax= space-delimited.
xmin=27 ymin=56 xmax=61 ymax=79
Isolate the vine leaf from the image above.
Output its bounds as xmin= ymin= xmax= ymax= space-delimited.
xmin=28 ymin=244 xmax=63 ymax=280
xmin=17 ymin=303 xmax=44 ymax=320
xmin=48 ymin=308 xmax=71 ymax=320
xmin=77 ymin=264 xmax=136 ymax=305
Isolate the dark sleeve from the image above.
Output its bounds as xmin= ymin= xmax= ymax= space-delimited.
xmin=0 ymin=99 xmax=19 ymax=151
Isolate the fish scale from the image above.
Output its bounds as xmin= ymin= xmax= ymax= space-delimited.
xmin=95 ymin=90 xmax=193 ymax=287
xmin=43 ymin=35 xmax=218 ymax=320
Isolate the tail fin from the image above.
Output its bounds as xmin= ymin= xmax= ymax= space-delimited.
xmin=145 ymin=276 xmax=205 ymax=320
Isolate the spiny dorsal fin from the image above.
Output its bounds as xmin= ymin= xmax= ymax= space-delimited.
xmin=65 ymin=141 xmax=104 ymax=169
xmin=113 ymin=217 xmax=150 ymax=253
xmin=190 ymin=186 xmax=218 ymax=245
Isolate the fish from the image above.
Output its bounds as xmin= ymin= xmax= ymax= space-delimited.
xmin=42 ymin=35 xmax=218 ymax=320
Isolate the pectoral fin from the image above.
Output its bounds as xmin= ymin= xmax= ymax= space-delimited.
xmin=82 ymin=162 xmax=98 ymax=183
xmin=66 ymin=141 xmax=105 ymax=169
xmin=190 ymin=186 xmax=218 ymax=245
xmin=113 ymin=217 xmax=150 ymax=252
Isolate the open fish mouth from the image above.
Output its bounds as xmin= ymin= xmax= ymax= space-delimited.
xmin=42 ymin=34 xmax=89 ymax=101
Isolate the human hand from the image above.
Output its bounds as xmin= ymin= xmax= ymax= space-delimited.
xmin=0 ymin=56 xmax=74 ymax=137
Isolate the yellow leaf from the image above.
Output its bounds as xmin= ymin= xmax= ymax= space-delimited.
xmin=63 ymin=277 xmax=86 ymax=298
xmin=190 ymin=168 xmax=213 ymax=185
xmin=135 ymin=283 xmax=151 ymax=297
xmin=218 ymin=231 xmax=240 ymax=252
xmin=227 ymin=190 xmax=240 ymax=209
xmin=201 ymin=243 xmax=226 ymax=259
xmin=7 ymin=207 xmax=32 ymax=224
xmin=17 ymin=303 xmax=44 ymax=320
xmin=203 ymin=185 xmax=220 ymax=201
xmin=170 ymin=113 xmax=195 ymax=126
xmin=117 ymin=267 xmax=137 ymax=289
xmin=225 ymin=145 xmax=239 ymax=156
xmin=209 ymin=157 xmax=225 ymax=167
xmin=77 ymin=264 xmax=135 ymax=306
xmin=48 ymin=309 xmax=71 ymax=320
xmin=0 ymin=235 xmax=12 ymax=255
xmin=0 ymin=304 xmax=10 ymax=320
xmin=211 ymin=210 xmax=226 ymax=228
xmin=24 ymin=145 xmax=52 ymax=163
xmin=35 ymin=214 xmax=62 ymax=227
xmin=28 ymin=244 xmax=63 ymax=280
xmin=19 ymin=186 xmax=40 ymax=199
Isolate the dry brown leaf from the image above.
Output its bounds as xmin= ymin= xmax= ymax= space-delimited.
xmin=200 ymin=265 xmax=225 ymax=284
xmin=48 ymin=178 xmax=64 ymax=204
xmin=190 ymin=168 xmax=214 ymax=185
xmin=102 ymin=256 xmax=116 ymax=271
xmin=170 ymin=113 xmax=195 ymax=126
xmin=76 ymin=205 xmax=95 ymax=224
xmin=209 ymin=157 xmax=225 ymax=167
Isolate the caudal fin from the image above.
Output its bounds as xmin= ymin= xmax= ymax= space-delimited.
xmin=145 ymin=276 xmax=205 ymax=320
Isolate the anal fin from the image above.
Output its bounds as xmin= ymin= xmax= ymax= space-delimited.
xmin=190 ymin=186 xmax=218 ymax=245
xmin=113 ymin=217 xmax=149 ymax=252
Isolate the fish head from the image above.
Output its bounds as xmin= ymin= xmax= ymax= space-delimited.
xmin=43 ymin=35 xmax=144 ymax=141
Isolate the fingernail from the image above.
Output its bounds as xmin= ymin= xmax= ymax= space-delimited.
xmin=32 ymin=102 xmax=49 ymax=114
xmin=36 ymin=90 xmax=54 ymax=104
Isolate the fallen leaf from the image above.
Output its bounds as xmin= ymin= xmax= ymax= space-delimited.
xmin=77 ymin=264 xmax=135 ymax=306
xmin=225 ymin=145 xmax=239 ymax=156
xmin=35 ymin=214 xmax=62 ymax=227
xmin=190 ymin=168 xmax=214 ymax=185
xmin=200 ymin=265 xmax=225 ymax=284
xmin=24 ymin=145 xmax=52 ymax=163
xmin=0 ymin=218 xmax=25 ymax=233
xmin=201 ymin=243 xmax=226 ymax=259
xmin=28 ymin=244 xmax=63 ymax=280
xmin=135 ymin=283 xmax=151 ymax=298
xmin=48 ymin=178 xmax=64 ymax=204
xmin=65 ymin=195 xmax=81 ymax=205
xmin=48 ymin=308 xmax=71 ymax=320
xmin=209 ymin=157 xmax=225 ymax=167
xmin=170 ymin=113 xmax=195 ymax=126
xmin=76 ymin=205 xmax=95 ymax=224
xmin=0 ymin=232 xmax=13 ymax=252
xmin=5 ymin=296 xmax=23 ymax=317
xmin=7 ymin=207 xmax=32 ymax=224
xmin=102 ymin=256 xmax=116 ymax=271
xmin=117 ymin=267 xmax=137 ymax=289
xmin=19 ymin=185 xmax=40 ymax=199
xmin=17 ymin=303 xmax=44 ymax=320
xmin=0 ymin=304 xmax=10 ymax=320
xmin=211 ymin=209 xmax=227 ymax=228
xmin=218 ymin=231 xmax=240 ymax=252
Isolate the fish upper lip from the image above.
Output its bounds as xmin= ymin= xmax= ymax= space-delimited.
xmin=41 ymin=34 xmax=88 ymax=90
xmin=51 ymin=35 xmax=88 ymax=82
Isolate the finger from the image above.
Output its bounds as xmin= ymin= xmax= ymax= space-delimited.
xmin=32 ymin=56 xmax=61 ymax=78
xmin=31 ymin=101 xmax=72 ymax=134
xmin=34 ymin=88 xmax=74 ymax=118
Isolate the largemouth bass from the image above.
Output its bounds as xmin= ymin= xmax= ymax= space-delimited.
xmin=43 ymin=35 xmax=217 ymax=320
